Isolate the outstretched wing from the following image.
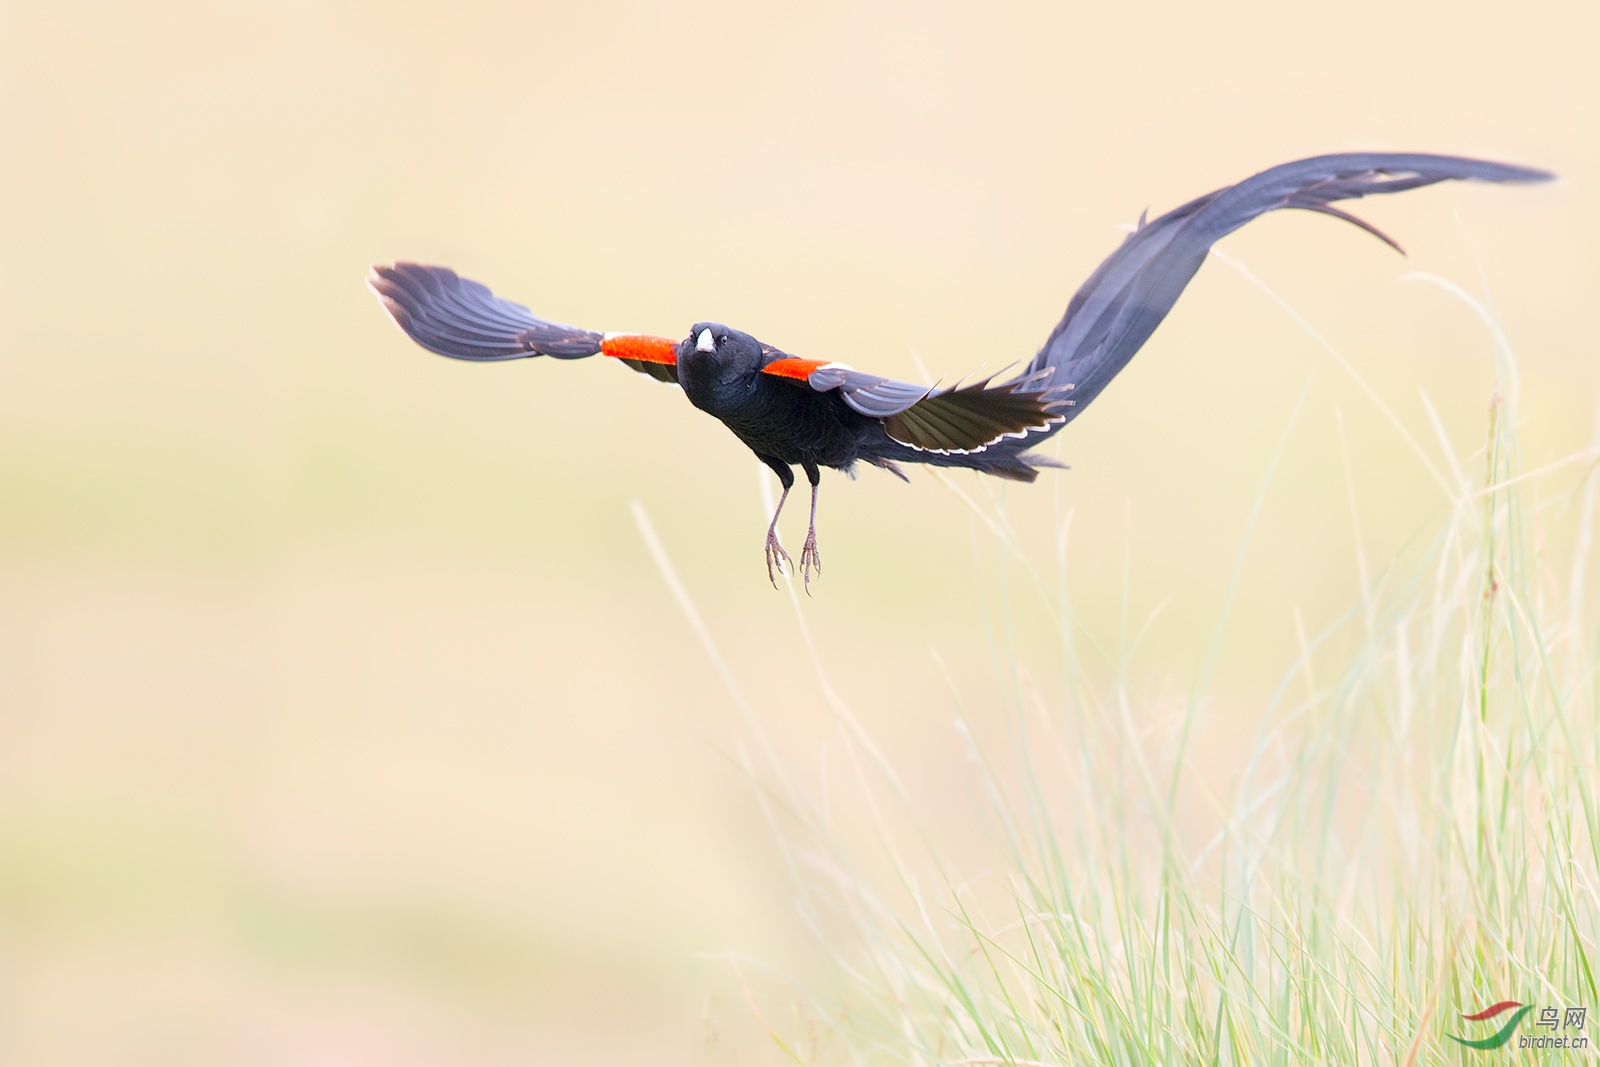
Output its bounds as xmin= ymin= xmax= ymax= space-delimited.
xmin=367 ymin=262 xmax=680 ymax=383
xmin=1023 ymin=153 xmax=1553 ymax=425
xmin=761 ymin=356 xmax=1069 ymax=454
xmin=760 ymin=153 xmax=1548 ymax=457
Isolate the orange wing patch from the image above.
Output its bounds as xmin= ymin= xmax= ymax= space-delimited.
xmin=762 ymin=357 xmax=831 ymax=381
xmin=601 ymin=334 xmax=678 ymax=365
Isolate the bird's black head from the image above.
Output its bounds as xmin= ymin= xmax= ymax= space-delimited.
xmin=678 ymin=322 xmax=766 ymax=384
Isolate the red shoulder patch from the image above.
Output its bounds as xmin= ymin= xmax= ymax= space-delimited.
xmin=600 ymin=334 xmax=678 ymax=365
xmin=762 ymin=357 xmax=830 ymax=381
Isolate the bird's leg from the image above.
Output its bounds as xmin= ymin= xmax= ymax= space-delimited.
xmin=799 ymin=484 xmax=823 ymax=589
xmin=764 ymin=485 xmax=794 ymax=586
xmin=759 ymin=456 xmax=796 ymax=587
xmin=799 ymin=463 xmax=822 ymax=591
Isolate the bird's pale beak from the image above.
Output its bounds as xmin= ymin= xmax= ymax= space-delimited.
xmin=695 ymin=328 xmax=716 ymax=354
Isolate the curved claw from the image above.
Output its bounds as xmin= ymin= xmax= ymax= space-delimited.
xmin=764 ymin=528 xmax=793 ymax=588
xmin=799 ymin=527 xmax=822 ymax=592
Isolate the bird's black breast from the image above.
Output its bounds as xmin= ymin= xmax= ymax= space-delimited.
xmin=680 ymin=354 xmax=870 ymax=468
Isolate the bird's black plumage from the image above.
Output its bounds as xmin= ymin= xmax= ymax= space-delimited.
xmin=369 ymin=152 xmax=1551 ymax=586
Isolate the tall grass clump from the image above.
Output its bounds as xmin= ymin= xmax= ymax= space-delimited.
xmin=638 ymin=277 xmax=1599 ymax=1066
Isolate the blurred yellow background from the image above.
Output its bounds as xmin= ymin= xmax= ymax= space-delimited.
xmin=0 ymin=1 xmax=1593 ymax=1063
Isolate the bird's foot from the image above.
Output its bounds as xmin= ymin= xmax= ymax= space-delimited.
xmin=799 ymin=526 xmax=822 ymax=591
xmin=764 ymin=527 xmax=793 ymax=588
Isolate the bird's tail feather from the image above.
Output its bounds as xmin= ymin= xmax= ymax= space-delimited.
xmin=869 ymin=438 xmax=1066 ymax=483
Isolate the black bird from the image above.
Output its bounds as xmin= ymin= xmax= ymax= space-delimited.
xmin=369 ymin=152 xmax=1550 ymax=586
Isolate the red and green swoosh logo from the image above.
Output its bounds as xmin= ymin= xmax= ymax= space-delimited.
xmin=1449 ymin=1001 xmax=1532 ymax=1050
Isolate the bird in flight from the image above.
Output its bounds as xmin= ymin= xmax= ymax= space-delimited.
xmin=369 ymin=153 xmax=1549 ymax=587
